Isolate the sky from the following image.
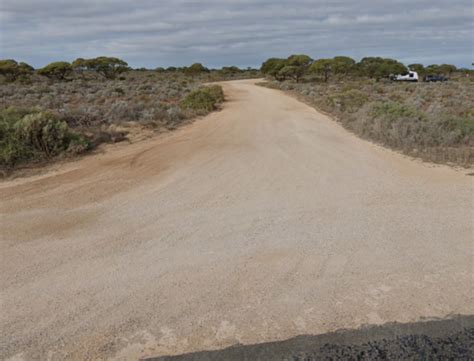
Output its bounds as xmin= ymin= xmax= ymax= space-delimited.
xmin=1 ymin=0 xmax=473 ymax=69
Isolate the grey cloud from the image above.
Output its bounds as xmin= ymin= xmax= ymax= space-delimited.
xmin=1 ymin=0 xmax=472 ymax=68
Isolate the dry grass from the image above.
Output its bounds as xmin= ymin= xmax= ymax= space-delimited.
xmin=262 ymin=79 xmax=474 ymax=166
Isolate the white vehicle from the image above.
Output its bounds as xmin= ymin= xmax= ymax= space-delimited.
xmin=390 ymin=70 xmax=419 ymax=82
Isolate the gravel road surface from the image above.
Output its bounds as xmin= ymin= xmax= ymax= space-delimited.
xmin=1 ymin=80 xmax=473 ymax=360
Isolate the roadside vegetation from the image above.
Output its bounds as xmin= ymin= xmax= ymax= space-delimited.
xmin=260 ymin=55 xmax=474 ymax=166
xmin=0 ymin=57 xmax=259 ymax=175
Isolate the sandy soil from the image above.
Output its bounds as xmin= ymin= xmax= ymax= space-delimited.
xmin=1 ymin=79 xmax=473 ymax=360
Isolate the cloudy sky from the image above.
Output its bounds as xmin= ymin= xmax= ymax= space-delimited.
xmin=1 ymin=0 xmax=472 ymax=69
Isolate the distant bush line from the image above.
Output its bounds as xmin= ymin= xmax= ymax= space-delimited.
xmin=0 ymin=57 xmax=261 ymax=83
xmin=259 ymin=54 xmax=473 ymax=167
xmin=260 ymin=54 xmax=473 ymax=83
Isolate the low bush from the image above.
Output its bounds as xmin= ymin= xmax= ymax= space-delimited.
xmin=0 ymin=107 xmax=90 ymax=170
xmin=0 ymin=72 xmax=229 ymax=173
xmin=327 ymin=89 xmax=369 ymax=113
xmin=181 ymin=85 xmax=224 ymax=113
xmin=370 ymin=102 xmax=426 ymax=123
xmin=261 ymin=80 xmax=474 ymax=166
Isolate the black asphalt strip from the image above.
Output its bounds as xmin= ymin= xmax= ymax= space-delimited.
xmin=144 ymin=315 xmax=474 ymax=360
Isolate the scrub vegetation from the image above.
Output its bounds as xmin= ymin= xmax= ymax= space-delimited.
xmin=0 ymin=57 xmax=258 ymax=174
xmin=261 ymin=54 xmax=474 ymax=166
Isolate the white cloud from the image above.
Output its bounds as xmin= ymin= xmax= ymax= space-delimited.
xmin=1 ymin=0 xmax=472 ymax=68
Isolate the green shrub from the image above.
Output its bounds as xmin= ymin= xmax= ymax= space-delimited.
xmin=436 ymin=117 xmax=474 ymax=144
xmin=16 ymin=111 xmax=70 ymax=157
xmin=0 ymin=107 xmax=90 ymax=169
xmin=327 ymin=89 xmax=369 ymax=113
xmin=204 ymin=85 xmax=225 ymax=103
xmin=371 ymin=102 xmax=426 ymax=122
xmin=181 ymin=85 xmax=224 ymax=112
xmin=0 ymin=107 xmax=34 ymax=167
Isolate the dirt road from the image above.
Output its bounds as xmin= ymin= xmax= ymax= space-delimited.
xmin=1 ymin=79 xmax=473 ymax=360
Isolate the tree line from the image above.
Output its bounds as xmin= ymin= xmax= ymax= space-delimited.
xmin=0 ymin=57 xmax=257 ymax=82
xmin=1 ymin=55 xmax=470 ymax=83
xmin=260 ymin=54 xmax=471 ymax=82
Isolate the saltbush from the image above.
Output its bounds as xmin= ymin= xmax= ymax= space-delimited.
xmin=327 ymin=89 xmax=368 ymax=113
xmin=371 ymin=102 xmax=426 ymax=122
xmin=181 ymin=85 xmax=224 ymax=112
xmin=261 ymin=80 xmax=474 ymax=166
xmin=0 ymin=107 xmax=90 ymax=169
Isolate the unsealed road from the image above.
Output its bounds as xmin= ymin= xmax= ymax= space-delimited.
xmin=1 ymin=80 xmax=473 ymax=360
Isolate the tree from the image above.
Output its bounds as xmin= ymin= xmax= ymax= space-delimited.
xmin=221 ymin=66 xmax=241 ymax=74
xmin=332 ymin=56 xmax=356 ymax=76
xmin=309 ymin=58 xmax=333 ymax=82
xmin=358 ymin=57 xmax=407 ymax=80
xmin=286 ymin=54 xmax=313 ymax=82
xmin=71 ymin=57 xmax=129 ymax=79
xmin=185 ymin=63 xmax=209 ymax=77
xmin=408 ymin=63 xmax=425 ymax=75
xmin=71 ymin=58 xmax=88 ymax=72
xmin=261 ymin=58 xmax=287 ymax=80
xmin=37 ymin=61 xmax=73 ymax=80
xmin=277 ymin=66 xmax=299 ymax=81
xmin=91 ymin=57 xmax=128 ymax=79
xmin=438 ymin=64 xmax=457 ymax=75
xmin=0 ymin=59 xmax=34 ymax=82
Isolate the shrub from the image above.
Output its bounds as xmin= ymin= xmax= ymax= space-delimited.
xmin=259 ymin=79 xmax=474 ymax=166
xmin=327 ymin=89 xmax=368 ymax=113
xmin=371 ymin=102 xmax=426 ymax=122
xmin=16 ymin=111 xmax=70 ymax=157
xmin=204 ymin=85 xmax=225 ymax=103
xmin=181 ymin=86 xmax=224 ymax=112
xmin=0 ymin=108 xmax=90 ymax=169
xmin=0 ymin=107 xmax=32 ymax=167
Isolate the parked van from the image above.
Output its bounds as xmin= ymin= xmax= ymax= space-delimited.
xmin=390 ymin=71 xmax=419 ymax=82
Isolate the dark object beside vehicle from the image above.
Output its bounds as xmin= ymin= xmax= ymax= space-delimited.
xmin=424 ymin=75 xmax=448 ymax=82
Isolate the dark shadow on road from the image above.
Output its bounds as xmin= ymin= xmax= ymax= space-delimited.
xmin=144 ymin=315 xmax=474 ymax=360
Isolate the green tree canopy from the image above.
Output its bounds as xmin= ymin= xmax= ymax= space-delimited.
xmin=438 ymin=64 xmax=457 ymax=75
xmin=71 ymin=57 xmax=129 ymax=79
xmin=309 ymin=58 xmax=334 ymax=82
xmin=37 ymin=61 xmax=73 ymax=80
xmin=332 ymin=56 xmax=356 ymax=75
xmin=277 ymin=66 xmax=299 ymax=82
xmin=285 ymin=54 xmax=313 ymax=82
xmin=287 ymin=54 xmax=313 ymax=67
xmin=0 ymin=59 xmax=34 ymax=82
xmin=408 ymin=63 xmax=425 ymax=75
xmin=261 ymin=58 xmax=287 ymax=80
xmin=185 ymin=63 xmax=209 ymax=77
xmin=221 ymin=66 xmax=241 ymax=74
xmin=358 ymin=57 xmax=407 ymax=80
